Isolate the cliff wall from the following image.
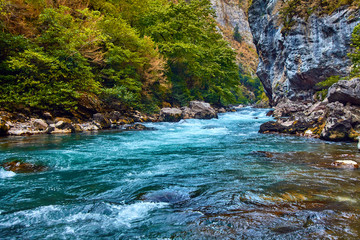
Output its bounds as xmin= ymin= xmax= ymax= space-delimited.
xmin=248 ymin=0 xmax=360 ymax=105
xmin=211 ymin=0 xmax=258 ymax=74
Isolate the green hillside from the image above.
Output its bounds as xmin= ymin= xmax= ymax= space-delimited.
xmin=0 ymin=0 xmax=265 ymax=116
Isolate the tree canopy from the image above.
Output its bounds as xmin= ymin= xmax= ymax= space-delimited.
xmin=0 ymin=0 xmax=263 ymax=114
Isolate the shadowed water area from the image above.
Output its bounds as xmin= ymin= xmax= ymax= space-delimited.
xmin=0 ymin=108 xmax=360 ymax=239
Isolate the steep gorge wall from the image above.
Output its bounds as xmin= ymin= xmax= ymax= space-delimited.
xmin=211 ymin=0 xmax=253 ymax=45
xmin=211 ymin=0 xmax=258 ymax=74
xmin=248 ymin=0 xmax=360 ymax=106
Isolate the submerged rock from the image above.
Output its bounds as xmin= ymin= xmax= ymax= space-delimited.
xmin=253 ymin=151 xmax=274 ymax=158
xmin=331 ymin=160 xmax=359 ymax=169
xmin=2 ymin=161 xmax=48 ymax=173
xmin=142 ymin=189 xmax=190 ymax=204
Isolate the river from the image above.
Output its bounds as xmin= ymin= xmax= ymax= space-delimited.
xmin=0 ymin=108 xmax=359 ymax=239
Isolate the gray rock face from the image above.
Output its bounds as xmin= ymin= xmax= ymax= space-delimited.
xmin=159 ymin=108 xmax=183 ymax=122
xmin=327 ymin=78 xmax=360 ymax=105
xmin=189 ymin=101 xmax=217 ymax=119
xmin=210 ymin=0 xmax=254 ymax=45
xmin=259 ymin=99 xmax=360 ymax=142
xmin=160 ymin=101 xmax=218 ymax=122
xmin=248 ymin=0 xmax=360 ymax=105
xmin=181 ymin=107 xmax=193 ymax=119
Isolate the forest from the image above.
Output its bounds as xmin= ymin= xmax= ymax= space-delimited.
xmin=0 ymin=0 xmax=265 ymax=115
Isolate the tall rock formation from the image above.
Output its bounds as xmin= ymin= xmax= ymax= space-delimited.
xmin=248 ymin=0 xmax=360 ymax=106
xmin=210 ymin=0 xmax=258 ymax=73
xmin=210 ymin=0 xmax=253 ymax=45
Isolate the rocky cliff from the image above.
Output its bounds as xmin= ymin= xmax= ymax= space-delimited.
xmin=248 ymin=0 xmax=360 ymax=105
xmin=211 ymin=0 xmax=253 ymax=45
xmin=211 ymin=0 xmax=258 ymax=73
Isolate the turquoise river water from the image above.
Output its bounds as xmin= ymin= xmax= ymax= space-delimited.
xmin=0 ymin=108 xmax=360 ymax=239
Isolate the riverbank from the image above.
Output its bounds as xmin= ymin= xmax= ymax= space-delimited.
xmin=259 ymin=78 xmax=360 ymax=142
xmin=0 ymin=101 xmax=243 ymax=137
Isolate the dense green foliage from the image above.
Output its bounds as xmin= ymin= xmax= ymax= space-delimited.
xmin=0 ymin=0 xmax=262 ymax=113
xmin=139 ymin=0 xmax=244 ymax=106
xmin=239 ymin=72 xmax=264 ymax=103
xmin=233 ymin=24 xmax=243 ymax=43
xmin=349 ymin=23 xmax=360 ymax=77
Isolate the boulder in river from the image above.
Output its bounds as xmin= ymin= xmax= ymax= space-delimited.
xmin=159 ymin=108 xmax=183 ymax=122
xmin=331 ymin=160 xmax=359 ymax=169
xmin=93 ymin=113 xmax=111 ymax=129
xmin=79 ymin=122 xmax=100 ymax=131
xmin=125 ymin=123 xmax=155 ymax=131
xmin=2 ymin=161 xmax=48 ymax=173
xmin=160 ymin=101 xmax=217 ymax=121
xmin=54 ymin=117 xmax=75 ymax=133
xmin=327 ymin=78 xmax=360 ymax=106
xmin=217 ymin=107 xmax=226 ymax=113
xmin=33 ymin=119 xmax=48 ymax=131
xmin=266 ymin=110 xmax=274 ymax=117
xmin=181 ymin=106 xmax=194 ymax=119
xmin=320 ymin=118 xmax=352 ymax=141
xmin=189 ymin=101 xmax=217 ymax=119
xmin=259 ymin=121 xmax=287 ymax=133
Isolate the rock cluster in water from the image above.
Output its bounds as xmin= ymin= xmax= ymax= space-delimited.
xmin=260 ymin=79 xmax=360 ymax=141
xmin=0 ymin=101 xmax=228 ymax=136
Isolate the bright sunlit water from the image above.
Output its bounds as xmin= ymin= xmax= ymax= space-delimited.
xmin=0 ymin=108 xmax=360 ymax=239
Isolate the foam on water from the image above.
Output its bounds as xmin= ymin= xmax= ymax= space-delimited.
xmin=0 ymin=201 xmax=167 ymax=238
xmin=109 ymin=201 xmax=168 ymax=227
xmin=0 ymin=168 xmax=16 ymax=179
